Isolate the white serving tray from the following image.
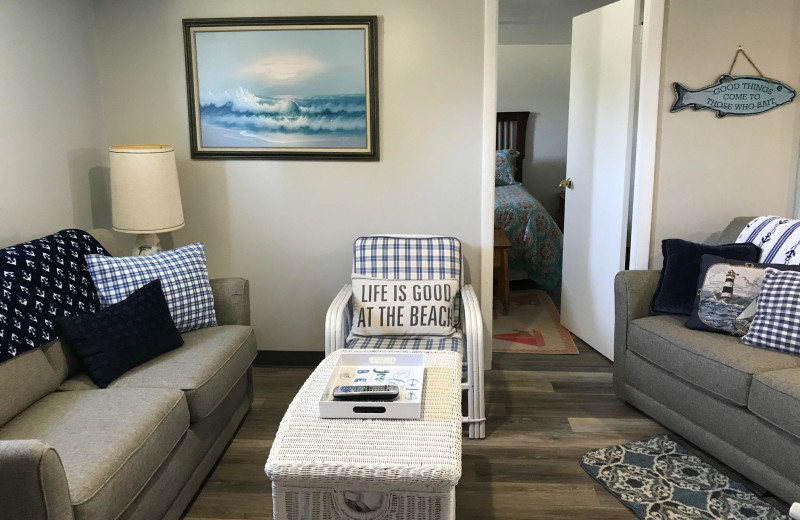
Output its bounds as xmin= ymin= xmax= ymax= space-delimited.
xmin=319 ymin=352 xmax=425 ymax=419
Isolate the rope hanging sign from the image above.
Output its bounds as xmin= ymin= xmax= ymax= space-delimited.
xmin=670 ymin=46 xmax=796 ymax=118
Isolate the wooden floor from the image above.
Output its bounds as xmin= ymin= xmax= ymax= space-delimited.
xmin=183 ymin=338 xmax=663 ymax=519
xmin=183 ymin=299 xmax=787 ymax=518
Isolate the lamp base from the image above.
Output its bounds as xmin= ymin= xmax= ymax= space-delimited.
xmin=133 ymin=233 xmax=162 ymax=256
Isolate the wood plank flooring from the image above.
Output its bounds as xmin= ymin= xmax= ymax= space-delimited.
xmin=183 ymin=321 xmax=788 ymax=518
xmin=183 ymin=333 xmax=666 ymax=519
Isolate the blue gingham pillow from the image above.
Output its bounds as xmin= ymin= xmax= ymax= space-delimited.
xmin=85 ymin=243 xmax=216 ymax=332
xmin=742 ymin=268 xmax=800 ymax=354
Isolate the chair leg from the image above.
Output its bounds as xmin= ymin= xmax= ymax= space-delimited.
xmin=467 ymin=383 xmax=476 ymax=439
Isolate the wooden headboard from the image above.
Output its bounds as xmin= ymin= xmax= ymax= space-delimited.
xmin=496 ymin=111 xmax=530 ymax=182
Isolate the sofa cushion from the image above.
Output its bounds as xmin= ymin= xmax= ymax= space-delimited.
xmin=749 ymin=368 xmax=800 ymax=440
xmin=60 ymin=325 xmax=256 ymax=421
xmin=0 ymin=387 xmax=189 ymax=520
xmin=628 ymin=314 xmax=800 ymax=406
xmin=0 ymin=349 xmax=60 ymax=427
xmin=41 ymin=339 xmax=83 ymax=384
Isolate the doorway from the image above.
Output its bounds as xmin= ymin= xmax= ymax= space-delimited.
xmin=491 ymin=0 xmax=663 ymax=361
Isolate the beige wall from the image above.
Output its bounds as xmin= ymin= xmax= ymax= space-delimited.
xmin=497 ymin=44 xmax=571 ymax=217
xmin=651 ymin=0 xmax=800 ymax=265
xmin=0 ymin=0 xmax=107 ymax=246
xmin=91 ymin=0 xmax=488 ymax=351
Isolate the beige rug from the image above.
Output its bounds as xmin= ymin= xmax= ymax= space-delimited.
xmin=493 ymin=290 xmax=579 ymax=354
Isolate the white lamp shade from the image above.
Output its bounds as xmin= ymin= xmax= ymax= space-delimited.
xmin=109 ymin=144 xmax=185 ymax=234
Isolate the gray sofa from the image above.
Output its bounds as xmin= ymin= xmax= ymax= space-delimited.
xmin=0 ymin=229 xmax=257 ymax=520
xmin=614 ymin=216 xmax=800 ymax=504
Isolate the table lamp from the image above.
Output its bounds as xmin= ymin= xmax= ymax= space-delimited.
xmin=109 ymin=144 xmax=185 ymax=255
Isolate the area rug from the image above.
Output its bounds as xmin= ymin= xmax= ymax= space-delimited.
xmin=580 ymin=435 xmax=785 ymax=519
xmin=492 ymin=289 xmax=578 ymax=354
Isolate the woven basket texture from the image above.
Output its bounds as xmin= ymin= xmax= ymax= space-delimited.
xmin=265 ymin=350 xmax=462 ymax=493
xmin=274 ymin=485 xmax=455 ymax=520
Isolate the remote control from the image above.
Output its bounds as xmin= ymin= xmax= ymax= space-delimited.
xmin=333 ymin=385 xmax=400 ymax=400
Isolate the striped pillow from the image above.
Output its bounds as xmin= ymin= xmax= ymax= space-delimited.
xmin=736 ymin=216 xmax=800 ymax=265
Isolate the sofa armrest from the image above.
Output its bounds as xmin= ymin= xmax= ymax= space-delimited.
xmin=0 ymin=440 xmax=73 ymax=520
xmin=613 ymin=270 xmax=660 ymax=399
xmin=210 ymin=277 xmax=251 ymax=326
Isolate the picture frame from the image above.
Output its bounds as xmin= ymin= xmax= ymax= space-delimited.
xmin=182 ymin=16 xmax=379 ymax=161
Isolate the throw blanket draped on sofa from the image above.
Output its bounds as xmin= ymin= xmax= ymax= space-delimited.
xmin=1 ymin=229 xmax=108 ymax=362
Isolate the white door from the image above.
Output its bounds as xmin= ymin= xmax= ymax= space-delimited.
xmin=560 ymin=0 xmax=641 ymax=361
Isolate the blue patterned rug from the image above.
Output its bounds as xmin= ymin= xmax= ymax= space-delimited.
xmin=580 ymin=436 xmax=785 ymax=519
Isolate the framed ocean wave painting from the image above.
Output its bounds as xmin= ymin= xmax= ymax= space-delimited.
xmin=183 ymin=16 xmax=379 ymax=160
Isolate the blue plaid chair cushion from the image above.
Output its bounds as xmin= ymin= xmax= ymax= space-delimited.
xmin=346 ymin=334 xmax=466 ymax=382
xmin=353 ymin=236 xmax=462 ymax=327
xmin=86 ymin=243 xmax=216 ymax=333
xmin=743 ymin=268 xmax=800 ymax=354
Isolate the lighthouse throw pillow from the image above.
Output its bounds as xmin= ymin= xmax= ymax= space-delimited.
xmin=685 ymin=255 xmax=800 ymax=336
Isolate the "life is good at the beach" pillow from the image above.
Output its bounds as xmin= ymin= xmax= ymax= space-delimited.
xmin=349 ymin=277 xmax=460 ymax=337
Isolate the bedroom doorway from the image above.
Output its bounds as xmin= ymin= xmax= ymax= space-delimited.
xmin=494 ymin=0 xmax=663 ymax=361
xmin=559 ymin=0 xmax=642 ymax=361
xmin=493 ymin=1 xmax=614 ymax=328
xmin=559 ymin=0 xmax=663 ymax=361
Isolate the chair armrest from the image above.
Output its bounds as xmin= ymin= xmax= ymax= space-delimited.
xmin=0 ymin=440 xmax=73 ymax=520
xmin=613 ymin=269 xmax=660 ymax=398
xmin=210 ymin=277 xmax=251 ymax=326
xmin=460 ymin=284 xmax=484 ymax=373
xmin=325 ymin=284 xmax=352 ymax=356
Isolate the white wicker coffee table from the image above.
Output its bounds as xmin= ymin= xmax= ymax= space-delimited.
xmin=265 ymin=349 xmax=462 ymax=520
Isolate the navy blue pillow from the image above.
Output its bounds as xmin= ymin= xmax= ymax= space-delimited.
xmin=685 ymin=255 xmax=800 ymax=335
xmin=650 ymin=239 xmax=761 ymax=316
xmin=56 ymin=279 xmax=183 ymax=388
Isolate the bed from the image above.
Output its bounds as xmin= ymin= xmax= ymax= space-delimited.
xmin=494 ymin=111 xmax=563 ymax=292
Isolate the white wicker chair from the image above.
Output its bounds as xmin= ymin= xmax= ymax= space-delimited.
xmin=324 ymin=235 xmax=486 ymax=439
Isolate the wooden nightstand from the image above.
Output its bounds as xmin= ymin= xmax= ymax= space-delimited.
xmin=494 ymin=229 xmax=511 ymax=314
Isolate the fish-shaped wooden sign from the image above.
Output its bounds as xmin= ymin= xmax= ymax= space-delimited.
xmin=671 ymin=74 xmax=795 ymax=117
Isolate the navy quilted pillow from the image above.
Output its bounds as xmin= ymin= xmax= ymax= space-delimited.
xmin=56 ymin=279 xmax=183 ymax=388
xmin=650 ymin=239 xmax=761 ymax=316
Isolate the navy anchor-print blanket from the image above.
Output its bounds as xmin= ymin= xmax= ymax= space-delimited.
xmin=1 ymin=229 xmax=109 ymax=363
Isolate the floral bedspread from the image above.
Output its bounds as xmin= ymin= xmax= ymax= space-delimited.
xmin=494 ymin=184 xmax=563 ymax=289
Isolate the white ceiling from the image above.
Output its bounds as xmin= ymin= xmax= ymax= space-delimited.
xmin=499 ymin=0 xmax=617 ymax=45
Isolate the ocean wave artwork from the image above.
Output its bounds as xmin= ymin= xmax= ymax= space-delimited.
xmin=184 ymin=17 xmax=378 ymax=159
xmin=199 ymin=88 xmax=368 ymax=149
